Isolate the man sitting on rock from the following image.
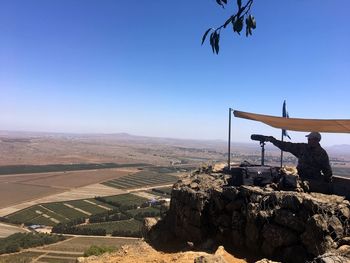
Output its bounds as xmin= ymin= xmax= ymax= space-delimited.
xmin=265 ymin=132 xmax=333 ymax=193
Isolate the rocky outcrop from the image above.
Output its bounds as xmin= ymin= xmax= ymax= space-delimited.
xmin=149 ymin=167 xmax=350 ymax=263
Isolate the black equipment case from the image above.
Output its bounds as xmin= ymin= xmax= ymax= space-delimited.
xmin=228 ymin=166 xmax=279 ymax=187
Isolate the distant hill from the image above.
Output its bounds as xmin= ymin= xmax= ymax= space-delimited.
xmin=0 ymin=130 xmax=229 ymax=152
xmin=326 ymin=144 xmax=350 ymax=156
xmin=2 ymin=130 xmax=350 ymax=157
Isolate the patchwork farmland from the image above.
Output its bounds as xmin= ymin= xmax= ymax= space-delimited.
xmin=2 ymin=191 xmax=166 ymax=239
xmin=0 ymin=131 xmax=228 ymax=260
xmin=42 ymin=236 xmax=139 ymax=252
xmin=0 ymin=168 xmax=132 ymax=209
xmin=102 ymin=170 xmax=179 ymax=190
xmin=4 ymin=198 xmax=117 ymax=226
xmin=1 ymin=166 xmax=181 ymax=237
xmin=78 ymin=219 xmax=142 ymax=235
xmin=97 ymin=193 xmax=148 ymax=207
xmin=146 ymin=186 xmax=172 ymax=197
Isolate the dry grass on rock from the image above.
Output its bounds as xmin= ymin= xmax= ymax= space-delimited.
xmin=77 ymin=240 xmax=247 ymax=263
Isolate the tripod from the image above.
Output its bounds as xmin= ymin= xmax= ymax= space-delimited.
xmin=259 ymin=140 xmax=266 ymax=166
xmin=250 ymin=134 xmax=269 ymax=166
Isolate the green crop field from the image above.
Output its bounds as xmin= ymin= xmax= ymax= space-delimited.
xmin=4 ymin=193 xmax=154 ymax=229
xmin=101 ymin=170 xmax=178 ymax=189
xmin=64 ymin=200 xmax=109 ymax=214
xmin=149 ymin=186 xmax=172 ymax=196
xmin=5 ymin=206 xmax=69 ymax=226
xmin=43 ymin=236 xmax=138 ymax=252
xmin=0 ymin=163 xmax=151 ymax=175
xmin=5 ymin=207 xmax=42 ymax=223
xmin=5 ymin=198 xmax=117 ymax=226
xmin=126 ymin=207 xmax=160 ymax=218
xmin=29 ymin=216 xmax=58 ymax=226
xmin=87 ymin=199 xmax=116 ymax=210
xmin=42 ymin=203 xmax=87 ymax=219
xmin=78 ymin=219 xmax=142 ymax=235
xmin=146 ymin=166 xmax=194 ymax=173
xmin=100 ymin=194 xmax=147 ymax=208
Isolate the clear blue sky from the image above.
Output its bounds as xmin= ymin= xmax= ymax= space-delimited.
xmin=1 ymin=0 xmax=350 ymax=146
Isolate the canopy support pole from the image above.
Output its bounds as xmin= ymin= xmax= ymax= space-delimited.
xmin=280 ymin=132 xmax=284 ymax=167
xmin=228 ymin=108 xmax=232 ymax=170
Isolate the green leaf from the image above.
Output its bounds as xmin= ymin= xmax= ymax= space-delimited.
xmin=245 ymin=17 xmax=250 ymax=27
xmin=223 ymin=16 xmax=234 ymax=28
xmin=250 ymin=15 xmax=256 ymax=29
xmin=214 ymin=32 xmax=220 ymax=54
xmin=248 ymin=27 xmax=252 ymax=35
xmin=210 ymin=32 xmax=215 ymax=53
xmin=233 ymin=18 xmax=243 ymax=34
xmin=201 ymin=28 xmax=212 ymax=45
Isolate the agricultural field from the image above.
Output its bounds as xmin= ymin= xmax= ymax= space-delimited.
xmin=65 ymin=199 xmax=115 ymax=214
xmin=0 ymin=222 xmax=28 ymax=238
xmin=78 ymin=219 xmax=142 ymax=235
xmin=0 ymin=182 xmax=63 ymax=209
xmin=0 ymin=184 xmax=125 ymax=218
xmin=3 ymin=169 xmax=131 ymax=189
xmin=0 ymin=168 xmax=134 ymax=210
xmin=0 ymin=236 xmax=139 ymax=263
xmin=4 ymin=198 xmax=118 ymax=226
xmin=5 ymin=205 xmax=67 ymax=226
xmin=102 ymin=170 xmax=179 ymax=190
xmin=146 ymin=166 xmax=194 ymax=174
xmin=147 ymin=186 xmax=172 ymax=197
xmin=3 ymin=192 xmax=164 ymax=238
xmin=42 ymin=236 xmax=138 ymax=252
xmin=0 ymin=251 xmax=44 ymax=263
xmin=42 ymin=203 xmax=88 ymax=220
xmin=125 ymin=207 xmax=160 ymax=218
xmin=0 ymin=163 xmax=148 ymax=175
xmin=98 ymin=193 xmax=148 ymax=208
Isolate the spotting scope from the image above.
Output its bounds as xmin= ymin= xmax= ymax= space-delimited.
xmin=250 ymin=134 xmax=270 ymax=165
xmin=250 ymin=134 xmax=269 ymax=142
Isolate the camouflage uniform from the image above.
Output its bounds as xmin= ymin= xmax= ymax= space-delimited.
xmin=270 ymin=139 xmax=333 ymax=182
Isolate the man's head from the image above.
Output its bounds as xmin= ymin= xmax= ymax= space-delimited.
xmin=306 ymin=132 xmax=321 ymax=146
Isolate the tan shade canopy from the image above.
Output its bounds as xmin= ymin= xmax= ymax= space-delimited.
xmin=233 ymin=110 xmax=350 ymax=133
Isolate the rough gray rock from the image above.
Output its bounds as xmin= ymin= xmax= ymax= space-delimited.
xmin=281 ymin=245 xmax=308 ymax=263
xmin=141 ymin=217 xmax=159 ymax=238
xmin=312 ymin=252 xmax=350 ymax=263
xmin=154 ymin=166 xmax=350 ymax=263
xmin=274 ymin=209 xmax=305 ymax=233
xmin=339 ymin=237 xmax=350 ymax=246
xmin=261 ymin=224 xmax=298 ymax=256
